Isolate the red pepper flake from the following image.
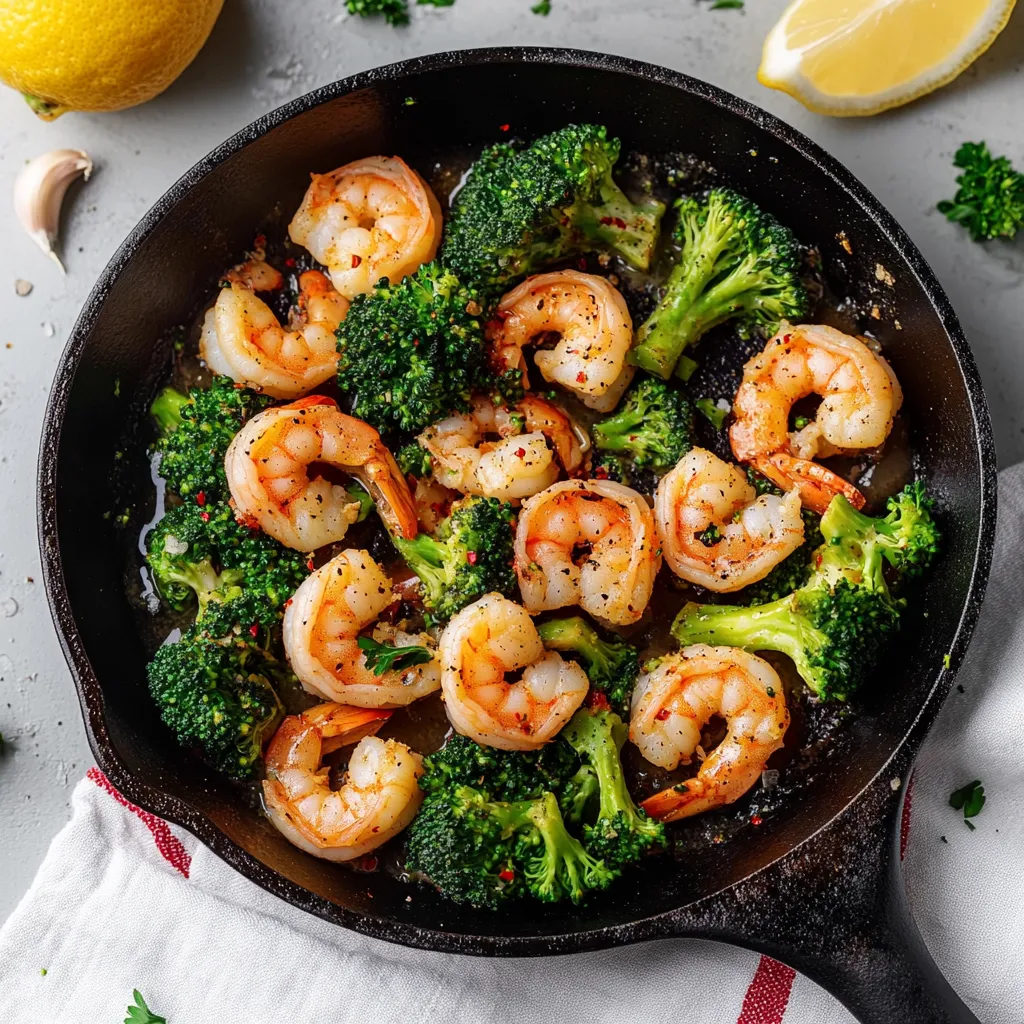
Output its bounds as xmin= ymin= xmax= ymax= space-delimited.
xmin=594 ymin=464 xmax=609 ymax=479
xmin=654 ymin=708 xmax=670 ymax=721
xmin=253 ymin=233 xmax=267 ymax=250
xmin=249 ymin=623 xmax=259 ymax=637
xmin=576 ymin=371 xmax=587 ymax=384
xmin=576 ymin=257 xmax=587 ymax=271
xmin=196 ymin=490 xmax=206 ymax=507
xmin=499 ymin=124 xmax=510 ymax=132
xmin=599 ymin=216 xmax=628 ymax=229
xmin=586 ymin=689 xmax=610 ymax=712
xmin=712 ymin=832 xmax=724 ymax=845
xmin=466 ymin=551 xmax=478 ymax=565
xmin=815 ymin=553 xmax=823 ymax=567
xmin=783 ymin=334 xmax=792 ymax=343
xmin=498 ymin=868 xmax=515 ymax=882
xmin=284 ymin=598 xmax=293 ymax=608
xmin=750 ymin=814 xmax=763 ymax=826
xmin=351 ymin=254 xmax=362 ymax=268
xmin=360 ymin=854 xmax=379 ymax=872
xmin=306 ymin=558 xmax=315 ymax=571
xmin=515 ymin=447 xmax=526 ymax=459
xmin=284 ymin=257 xmax=297 ymax=268
xmin=199 ymin=511 xmax=210 ymax=522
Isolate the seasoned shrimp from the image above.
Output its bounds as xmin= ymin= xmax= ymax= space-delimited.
xmin=730 ymin=322 xmax=902 ymax=512
xmin=263 ymin=702 xmax=423 ymax=861
xmin=631 ymin=646 xmax=789 ymax=821
xmin=515 ymin=479 xmax=661 ymax=626
xmin=288 ymin=155 xmax=442 ymax=300
xmin=418 ymin=395 xmax=588 ymax=501
xmin=439 ymin=593 xmax=590 ymax=751
xmin=488 ymin=271 xmax=634 ymax=408
xmin=225 ymin=396 xmax=418 ymax=551
xmin=654 ymin=448 xmax=804 ymax=592
xmin=284 ymin=550 xmax=440 ymax=708
xmin=200 ymin=261 xmax=349 ymax=399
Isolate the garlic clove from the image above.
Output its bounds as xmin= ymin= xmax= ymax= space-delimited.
xmin=13 ymin=149 xmax=93 ymax=274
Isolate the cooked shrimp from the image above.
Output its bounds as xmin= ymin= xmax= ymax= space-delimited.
xmin=284 ymin=550 xmax=440 ymax=708
xmin=515 ymin=479 xmax=661 ymax=626
xmin=754 ymin=451 xmax=868 ymax=514
xmin=288 ymin=155 xmax=442 ymax=300
xmin=412 ymin=475 xmax=455 ymax=532
xmin=418 ymin=395 xmax=588 ymax=501
xmin=488 ymin=271 xmax=634 ymax=408
xmin=263 ymin=702 xmax=423 ymax=861
xmin=631 ymin=646 xmax=789 ymax=821
xmin=654 ymin=448 xmax=805 ymax=592
xmin=225 ymin=396 xmax=418 ymax=550
xmin=730 ymin=322 xmax=902 ymax=512
xmin=438 ymin=593 xmax=590 ymax=751
xmin=200 ymin=256 xmax=348 ymax=399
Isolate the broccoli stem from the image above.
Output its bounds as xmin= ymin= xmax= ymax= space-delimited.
xmin=574 ymin=176 xmax=665 ymax=271
xmin=589 ymin=403 xmax=646 ymax=453
xmin=670 ymin=598 xmax=823 ymax=695
xmin=391 ymin=531 xmax=447 ymax=601
xmin=150 ymin=387 xmax=189 ymax=434
xmin=521 ymin=792 xmax=608 ymax=903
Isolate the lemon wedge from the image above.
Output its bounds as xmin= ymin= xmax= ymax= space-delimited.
xmin=758 ymin=0 xmax=1018 ymax=116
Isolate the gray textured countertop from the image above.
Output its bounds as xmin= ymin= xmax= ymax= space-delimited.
xmin=0 ymin=0 xmax=1021 ymax=920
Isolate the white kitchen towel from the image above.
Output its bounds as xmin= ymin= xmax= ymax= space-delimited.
xmin=1 ymin=466 xmax=1021 ymax=1024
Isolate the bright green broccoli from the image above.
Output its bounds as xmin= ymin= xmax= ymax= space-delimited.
xmin=590 ymin=450 xmax=633 ymax=486
xmin=148 ymin=501 xmax=308 ymax=621
xmin=405 ymin=733 xmax=607 ymax=908
xmin=937 ymin=141 xmax=1024 ymax=242
xmin=396 ymin=441 xmax=434 ymax=478
xmin=630 ymin=188 xmax=808 ymax=379
xmin=151 ymin=377 xmax=273 ymax=501
xmin=441 ymin=124 xmax=666 ymax=293
xmin=563 ymin=707 xmax=666 ymax=869
xmin=591 ymin=377 xmax=694 ymax=475
xmin=335 ymin=261 xmax=518 ymax=433
xmin=670 ymin=483 xmax=939 ymax=700
xmin=146 ymin=504 xmax=243 ymax=615
xmin=536 ymin=617 xmax=639 ymax=715
xmin=146 ymin=627 xmax=285 ymax=778
xmin=390 ymin=496 xmax=516 ymax=623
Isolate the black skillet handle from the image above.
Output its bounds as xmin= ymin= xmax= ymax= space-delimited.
xmin=666 ymin=764 xmax=979 ymax=1024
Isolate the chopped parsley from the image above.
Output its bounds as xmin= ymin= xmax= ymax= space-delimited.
xmin=357 ymin=635 xmax=433 ymax=675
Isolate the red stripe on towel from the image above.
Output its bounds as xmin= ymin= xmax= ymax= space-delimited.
xmin=87 ymin=767 xmax=191 ymax=878
xmin=737 ymin=955 xmax=796 ymax=1024
xmin=900 ymin=771 xmax=916 ymax=862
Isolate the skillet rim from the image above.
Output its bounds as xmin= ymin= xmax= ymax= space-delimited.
xmin=37 ymin=45 xmax=997 ymax=956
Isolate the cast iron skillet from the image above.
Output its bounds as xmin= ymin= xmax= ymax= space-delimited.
xmin=38 ymin=48 xmax=996 ymax=1023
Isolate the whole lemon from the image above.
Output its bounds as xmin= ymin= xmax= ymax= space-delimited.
xmin=0 ymin=0 xmax=224 ymax=119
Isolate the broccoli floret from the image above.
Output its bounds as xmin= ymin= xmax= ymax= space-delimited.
xmin=151 ymin=378 xmax=273 ymax=502
xmin=396 ymin=441 xmax=434 ymax=478
xmin=148 ymin=502 xmax=308 ymax=620
xmin=441 ymin=124 xmax=666 ymax=293
xmin=670 ymin=484 xmax=939 ymax=700
xmin=562 ymin=707 xmax=666 ymax=869
xmin=591 ymin=377 xmax=694 ymax=475
xmin=391 ymin=496 xmax=516 ymax=623
xmin=406 ymin=734 xmax=610 ymax=908
xmin=630 ymin=188 xmax=808 ymax=379
xmin=150 ymin=386 xmax=189 ymax=434
xmin=816 ymin=481 xmax=940 ymax=587
xmin=937 ymin=141 xmax=1024 ymax=242
xmin=335 ymin=262 xmax=515 ymax=433
xmin=590 ymin=450 xmax=632 ymax=485
xmin=146 ymin=628 xmax=284 ymax=778
xmin=146 ymin=505 xmax=243 ymax=615
xmin=536 ymin=617 xmax=639 ymax=716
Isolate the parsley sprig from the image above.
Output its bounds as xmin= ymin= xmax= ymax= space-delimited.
xmin=125 ymin=990 xmax=167 ymax=1024
xmin=357 ymin=635 xmax=433 ymax=675
xmin=938 ymin=142 xmax=1024 ymax=242
xmin=949 ymin=779 xmax=986 ymax=831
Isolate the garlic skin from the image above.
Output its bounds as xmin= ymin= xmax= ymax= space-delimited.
xmin=13 ymin=149 xmax=93 ymax=273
